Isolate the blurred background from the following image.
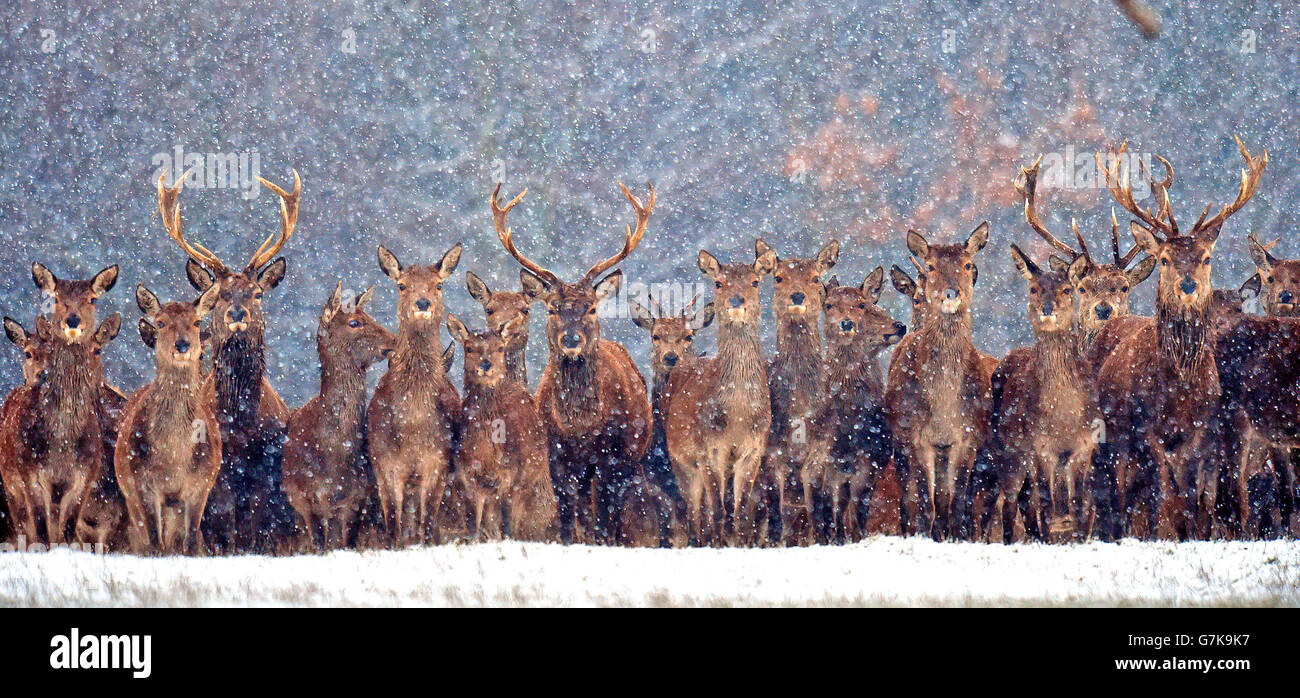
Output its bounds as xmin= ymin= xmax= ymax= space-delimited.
xmin=1 ymin=0 xmax=1297 ymax=403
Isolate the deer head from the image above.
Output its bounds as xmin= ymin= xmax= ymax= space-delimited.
xmin=465 ymin=269 xmax=544 ymax=352
xmin=446 ymin=313 xmax=526 ymax=388
xmin=377 ymin=243 xmax=462 ymax=337
xmin=157 ymin=169 xmax=299 ymax=347
xmin=823 ymin=268 xmax=906 ymax=351
xmin=319 ymin=283 xmax=394 ymax=368
xmin=30 ymin=263 xmax=118 ymax=345
xmin=1247 ymin=234 xmax=1298 ymax=317
xmin=136 ymin=284 xmax=219 ymax=369
xmin=905 ymin=223 xmax=989 ymax=317
xmin=4 ymin=315 xmax=54 ymax=385
xmin=492 ymin=181 xmax=654 ymax=361
xmin=698 ymin=241 xmax=777 ymax=328
xmin=628 ymin=294 xmax=714 ymax=375
xmin=758 ymin=239 xmax=839 ymax=320
xmin=1009 ymin=244 xmax=1079 ymax=336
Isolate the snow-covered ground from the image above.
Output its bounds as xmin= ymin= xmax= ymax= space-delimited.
xmin=2 ymin=537 xmax=1297 ymax=607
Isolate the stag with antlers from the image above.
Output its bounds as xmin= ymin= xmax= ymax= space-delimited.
xmin=156 ymin=169 xmax=303 ymax=553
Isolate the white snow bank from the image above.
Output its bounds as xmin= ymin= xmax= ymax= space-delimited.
xmin=1 ymin=537 xmax=1296 ymax=607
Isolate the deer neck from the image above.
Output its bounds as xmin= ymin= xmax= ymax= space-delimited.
xmin=391 ymin=323 xmax=446 ymax=385
xmin=212 ymin=330 xmax=266 ymax=426
xmin=1033 ymin=328 xmax=1084 ymax=394
xmin=555 ymin=349 xmax=601 ymax=423
xmin=775 ymin=314 xmax=824 ymax=374
xmin=318 ymin=350 xmax=369 ymax=433
xmin=717 ymin=320 xmax=766 ymax=393
xmin=825 ymin=339 xmax=884 ymax=406
xmin=919 ymin=309 xmax=974 ymax=359
xmin=505 ymin=346 xmax=527 ymax=385
xmin=146 ymin=361 xmax=205 ymax=441
xmin=40 ymin=341 xmax=101 ymax=437
xmin=1156 ymin=298 xmax=1213 ymax=377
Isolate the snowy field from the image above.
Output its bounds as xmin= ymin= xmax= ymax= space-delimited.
xmin=1 ymin=537 xmax=1296 ymax=607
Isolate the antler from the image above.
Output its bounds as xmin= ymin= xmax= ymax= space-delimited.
xmin=249 ymin=169 xmax=300 ymax=271
xmin=1070 ymin=218 xmax=1094 ymax=266
xmin=1014 ymin=156 xmax=1079 ymax=258
xmin=157 ymin=170 xmax=230 ymax=273
xmin=1097 ymin=142 xmax=1174 ymax=239
xmin=492 ymin=183 xmax=560 ymax=286
xmin=1190 ymin=136 xmax=1268 ymax=236
xmin=581 ymin=182 xmax=656 ymax=285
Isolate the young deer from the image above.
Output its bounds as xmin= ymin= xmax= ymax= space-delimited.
xmin=447 ymin=313 xmax=557 ymax=541
xmin=1248 ymin=233 xmax=1300 ymax=318
xmin=114 ymin=284 xmax=222 ymax=555
xmin=665 ymin=242 xmax=777 ymax=546
xmin=285 ymin=284 xmax=394 ymax=551
xmin=884 ymin=223 xmax=992 ymax=541
xmin=367 ymin=242 xmax=464 ymax=546
xmin=759 ymin=239 xmax=839 ymax=546
xmin=492 ymin=182 xmax=654 ymax=545
xmin=986 ymin=247 xmax=1100 ymax=543
xmin=0 ymin=316 xmax=54 ymax=542
xmin=627 ymin=294 xmax=713 ymax=547
xmin=812 ymin=270 xmax=907 ymax=543
xmin=1098 ymin=137 xmax=1267 ymax=540
xmin=465 ymin=270 xmax=545 ymax=385
xmin=157 ymin=169 xmax=302 ymax=553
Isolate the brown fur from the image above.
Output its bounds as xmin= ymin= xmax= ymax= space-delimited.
xmin=466 ymin=270 xmax=545 ymax=385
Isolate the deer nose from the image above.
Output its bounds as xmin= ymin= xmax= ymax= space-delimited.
xmin=478 ymin=360 xmax=492 ymax=372
xmin=175 ymin=339 xmax=191 ymax=354
xmin=228 ymin=306 xmax=247 ymax=322
xmin=943 ymin=288 xmax=959 ymax=301
xmin=839 ymin=319 xmax=855 ymax=332
xmin=1179 ymin=278 xmax=1199 ymax=295
xmin=65 ymin=314 xmax=81 ymax=329
xmin=1095 ymin=303 xmax=1113 ymax=320
xmin=728 ymin=295 xmax=743 ymax=308
xmin=1280 ymin=290 xmax=1294 ymax=304
xmin=663 ymin=352 xmax=679 ymax=367
xmin=1041 ymin=301 xmax=1055 ymax=316
xmin=415 ymin=298 xmax=431 ymax=312
xmin=561 ymin=331 xmax=582 ymax=349
xmin=790 ymin=291 xmax=806 ymax=306
xmin=892 ymin=321 xmax=907 ymax=336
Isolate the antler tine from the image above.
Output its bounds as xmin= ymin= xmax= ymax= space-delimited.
xmin=1110 ymin=208 xmax=1123 ymax=265
xmin=1071 ymin=218 xmax=1093 ymax=265
xmin=647 ymin=290 xmax=664 ymax=318
xmin=1141 ymin=155 xmax=1179 ymax=236
xmin=582 ymin=182 xmax=655 ymax=284
xmin=1193 ymin=135 xmax=1268 ymax=235
xmin=491 ymin=183 xmax=560 ymax=286
xmin=156 ymin=169 xmax=229 ymax=273
xmin=683 ymin=293 xmax=699 ymax=318
xmin=1097 ymin=142 xmax=1172 ymax=238
xmin=1014 ymin=156 xmax=1079 ymax=258
xmin=250 ymin=169 xmax=301 ymax=271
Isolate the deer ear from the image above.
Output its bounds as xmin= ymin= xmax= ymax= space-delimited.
xmin=31 ymin=262 xmax=56 ymax=295
xmin=466 ymin=271 xmax=492 ymax=304
xmin=91 ymin=265 xmax=119 ymax=295
xmin=136 ymin=284 xmax=161 ymax=317
xmin=1128 ymin=255 xmax=1156 ymax=286
xmin=628 ymin=298 xmax=655 ymax=330
xmin=1130 ymin=221 xmax=1161 ymax=257
xmin=377 ymin=245 xmax=403 ymax=282
xmin=1067 ymin=255 xmax=1090 ymax=285
xmin=889 ymin=265 xmax=917 ymax=298
xmin=186 ymin=259 xmax=215 ymax=291
xmin=195 ymin=284 xmax=220 ymax=320
xmin=138 ymin=318 xmax=157 ymax=350
xmin=1009 ymin=244 xmax=1039 ymax=281
xmin=257 ymin=257 xmax=287 ymax=289
xmin=323 ymin=282 xmax=343 ymax=320
xmin=1240 ymin=273 xmax=1263 ymax=302
xmin=593 ymin=270 xmax=622 ymax=303
xmin=445 ymin=314 xmax=470 ymax=344
xmin=698 ymin=250 xmax=721 ymax=277
xmin=437 ymin=242 xmax=464 ymax=279
xmin=863 ymin=266 xmax=885 ymax=303
xmin=355 ymin=286 xmax=375 ymax=312
xmin=500 ymin=314 xmax=528 ymax=344
xmin=519 ymin=268 xmax=548 ymax=299
xmin=1248 ymin=237 xmax=1274 ymax=272
xmin=815 ymin=239 xmax=840 ymax=274
xmin=965 ymin=222 xmax=990 ymax=255
xmin=690 ymin=301 xmax=715 ymax=331
xmin=906 ymin=230 xmax=929 ymax=259
xmin=1048 ymin=255 xmax=1070 ymax=274
xmin=35 ymin=316 xmax=53 ymax=339
xmin=93 ymin=313 xmax=122 ymax=350
xmin=442 ymin=342 xmax=456 ymax=372
xmin=4 ymin=317 xmax=27 ymax=346
xmin=754 ymin=242 xmax=777 ymax=275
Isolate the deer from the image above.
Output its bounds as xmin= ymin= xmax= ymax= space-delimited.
xmin=284 ymin=284 xmax=394 ymax=551
xmin=157 ymin=169 xmax=302 ymax=554
xmin=627 ymin=294 xmax=713 ymax=547
xmin=664 ymin=242 xmax=777 ymax=546
xmin=812 ymin=270 xmax=907 ymax=543
xmin=447 ymin=313 xmax=557 ymax=541
xmin=983 ymin=246 xmax=1100 ymax=543
xmin=1015 ymin=155 xmax=1157 ymax=357
xmin=113 ymin=284 xmax=222 ymax=555
xmin=884 ymin=223 xmax=992 ymax=541
xmin=367 ymin=241 xmax=464 ymax=546
xmin=0 ymin=316 xmax=55 ymax=543
xmin=1096 ymin=136 xmax=1267 ymax=540
xmin=465 ymin=270 xmax=545 ymax=386
xmin=758 ymin=239 xmax=839 ymax=546
xmin=491 ymin=182 xmax=654 ymax=545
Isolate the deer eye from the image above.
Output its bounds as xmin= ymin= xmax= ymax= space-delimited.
xmin=751 ymin=280 xmax=759 ymax=287
xmin=964 ymin=263 xmax=972 ymax=270
xmin=521 ymin=308 xmax=529 ymax=315
xmin=715 ymin=281 xmax=722 ymax=289
xmin=825 ymin=303 xmax=832 ymax=310
xmin=89 ymin=296 xmax=97 ymax=305
xmin=927 ymin=264 xmax=935 ymax=272
xmin=775 ymin=276 xmax=784 ymax=283
xmin=685 ymin=335 xmax=693 ymax=342
xmin=652 ymin=335 xmax=660 ymax=341
xmin=23 ymin=351 xmax=31 ymax=359
xmin=1267 ymin=276 xmax=1275 ymax=283
xmin=436 ymin=283 xmax=443 ymax=291
xmin=193 ymin=321 xmax=201 ymax=328
xmin=1029 ymin=288 xmax=1038 ymax=295
xmin=1121 ymin=286 xmax=1129 ymax=292
xmin=348 ymin=319 xmax=362 ymax=328
xmin=1160 ymin=258 xmax=1169 ymax=267
xmin=254 ymin=291 xmax=263 ymax=300
xmin=157 ymin=320 xmax=167 ymax=328
xmin=398 ymin=283 xmax=407 ymax=291
xmin=486 ymin=309 xmax=494 ymax=315
xmin=1062 ymin=287 xmax=1073 ymax=295
xmin=1202 ymin=258 xmax=1211 ymax=266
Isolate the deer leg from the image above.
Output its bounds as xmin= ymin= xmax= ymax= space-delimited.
xmin=892 ymin=447 xmax=912 ymax=536
xmin=730 ymin=447 xmax=761 ymax=548
xmin=681 ymin=470 xmax=703 ymax=548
